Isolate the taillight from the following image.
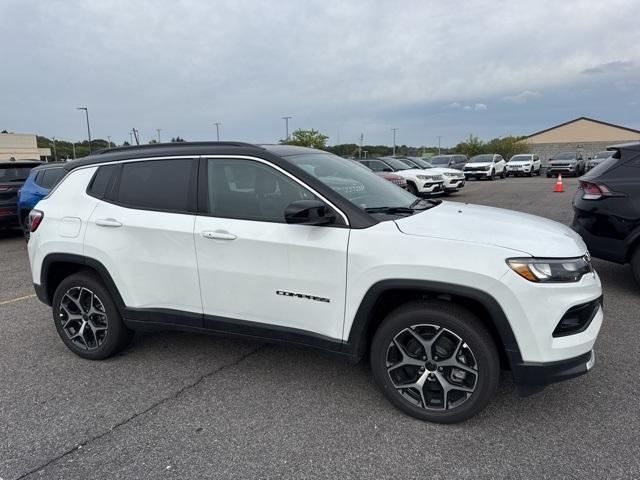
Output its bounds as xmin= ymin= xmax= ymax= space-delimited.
xmin=579 ymin=180 xmax=611 ymax=200
xmin=29 ymin=210 xmax=44 ymax=233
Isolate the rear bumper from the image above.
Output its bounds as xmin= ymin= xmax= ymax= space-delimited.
xmin=512 ymin=350 xmax=595 ymax=396
xmin=571 ymin=214 xmax=627 ymax=264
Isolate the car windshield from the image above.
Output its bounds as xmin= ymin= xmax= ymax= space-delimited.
xmin=0 ymin=165 xmax=34 ymax=182
xmin=470 ymin=154 xmax=494 ymax=162
xmin=411 ymin=158 xmax=433 ymax=168
xmin=429 ymin=156 xmax=452 ymax=165
xmin=509 ymin=155 xmax=532 ymax=162
xmin=553 ymin=153 xmax=575 ymax=160
xmin=593 ymin=151 xmax=611 ymax=159
xmin=287 ymin=152 xmax=420 ymax=211
xmin=381 ymin=157 xmax=414 ymax=170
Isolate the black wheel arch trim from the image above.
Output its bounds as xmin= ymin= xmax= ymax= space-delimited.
xmin=342 ymin=279 xmax=524 ymax=369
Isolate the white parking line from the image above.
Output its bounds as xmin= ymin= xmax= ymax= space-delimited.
xmin=0 ymin=294 xmax=36 ymax=306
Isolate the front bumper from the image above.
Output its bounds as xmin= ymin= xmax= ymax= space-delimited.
xmin=416 ymin=181 xmax=444 ymax=195
xmin=506 ymin=166 xmax=532 ymax=174
xmin=464 ymin=170 xmax=491 ymax=177
xmin=443 ymin=177 xmax=465 ymax=191
xmin=512 ymin=350 xmax=595 ymax=396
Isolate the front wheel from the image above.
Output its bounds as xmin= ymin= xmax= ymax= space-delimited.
xmin=370 ymin=300 xmax=500 ymax=423
xmin=489 ymin=170 xmax=495 ymax=181
xmin=52 ymin=272 xmax=134 ymax=360
xmin=500 ymin=170 xmax=505 ymax=179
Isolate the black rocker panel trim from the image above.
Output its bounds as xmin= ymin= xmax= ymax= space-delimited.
xmin=344 ymin=279 xmax=524 ymax=368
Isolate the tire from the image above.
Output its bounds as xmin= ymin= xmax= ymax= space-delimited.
xmin=546 ymin=172 xmax=552 ymax=178
xmin=505 ymin=171 xmax=509 ymax=177
xmin=489 ymin=169 xmax=495 ymax=181
xmin=631 ymin=247 xmax=640 ymax=289
xmin=536 ymin=167 xmax=541 ymax=176
xmin=52 ymin=271 xmax=133 ymax=360
xmin=407 ymin=182 xmax=419 ymax=196
xmin=370 ymin=300 xmax=500 ymax=423
xmin=527 ymin=169 xmax=533 ymax=177
xmin=500 ymin=169 xmax=505 ymax=179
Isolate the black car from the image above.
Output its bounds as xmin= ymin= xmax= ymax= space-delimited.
xmin=0 ymin=160 xmax=43 ymax=229
xmin=572 ymin=142 xmax=640 ymax=285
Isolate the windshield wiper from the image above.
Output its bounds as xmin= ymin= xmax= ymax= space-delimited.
xmin=364 ymin=206 xmax=416 ymax=215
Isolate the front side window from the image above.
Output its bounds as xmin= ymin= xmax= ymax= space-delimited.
xmin=429 ymin=156 xmax=452 ymax=166
xmin=285 ymin=152 xmax=416 ymax=211
xmin=115 ymin=158 xmax=195 ymax=212
xmin=207 ymin=158 xmax=316 ymax=223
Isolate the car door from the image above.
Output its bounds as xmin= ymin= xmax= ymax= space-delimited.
xmin=84 ymin=158 xmax=203 ymax=323
xmin=194 ymin=156 xmax=350 ymax=341
xmin=495 ymin=155 xmax=505 ymax=173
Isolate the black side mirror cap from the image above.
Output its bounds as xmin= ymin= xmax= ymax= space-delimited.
xmin=285 ymin=200 xmax=336 ymax=226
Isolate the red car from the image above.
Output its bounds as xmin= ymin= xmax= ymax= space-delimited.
xmin=349 ymin=159 xmax=407 ymax=189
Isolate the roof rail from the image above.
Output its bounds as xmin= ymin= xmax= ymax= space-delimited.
xmin=95 ymin=141 xmax=260 ymax=155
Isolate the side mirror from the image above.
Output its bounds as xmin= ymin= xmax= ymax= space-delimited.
xmin=449 ymin=160 xmax=455 ymax=166
xmin=382 ymin=168 xmax=393 ymax=172
xmin=285 ymin=200 xmax=336 ymax=226
xmin=588 ymin=157 xmax=592 ymax=160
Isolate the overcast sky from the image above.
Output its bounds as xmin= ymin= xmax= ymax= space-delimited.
xmin=1 ymin=0 xmax=639 ymax=146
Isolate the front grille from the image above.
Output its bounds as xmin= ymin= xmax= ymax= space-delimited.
xmin=553 ymin=297 xmax=602 ymax=337
xmin=464 ymin=167 xmax=486 ymax=172
xmin=550 ymin=163 xmax=571 ymax=167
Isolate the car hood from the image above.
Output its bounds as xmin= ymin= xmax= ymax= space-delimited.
xmin=427 ymin=167 xmax=464 ymax=175
xmin=465 ymin=162 xmax=492 ymax=168
xmin=507 ymin=161 xmax=532 ymax=166
xmin=395 ymin=201 xmax=587 ymax=257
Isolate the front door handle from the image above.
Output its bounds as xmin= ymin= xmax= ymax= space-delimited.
xmin=95 ymin=218 xmax=123 ymax=228
xmin=201 ymin=230 xmax=237 ymax=240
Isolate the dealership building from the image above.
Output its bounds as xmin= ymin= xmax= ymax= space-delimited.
xmin=0 ymin=133 xmax=52 ymax=162
xmin=525 ymin=117 xmax=640 ymax=164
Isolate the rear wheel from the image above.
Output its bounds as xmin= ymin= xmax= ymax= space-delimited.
xmin=370 ymin=300 xmax=499 ymax=423
xmin=52 ymin=272 xmax=134 ymax=360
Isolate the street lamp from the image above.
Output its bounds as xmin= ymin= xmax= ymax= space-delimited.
xmin=391 ymin=128 xmax=399 ymax=156
xmin=437 ymin=135 xmax=443 ymax=155
xmin=282 ymin=116 xmax=292 ymax=141
xmin=213 ymin=122 xmax=222 ymax=142
xmin=156 ymin=129 xmax=162 ymax=143
xmin=51 ymin=137 xmax=57 ymax=162
xmin=76 ymin=107 xmax=92 ymax=154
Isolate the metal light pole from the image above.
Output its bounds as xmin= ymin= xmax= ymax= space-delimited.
xmin=107 ymin=135 xmax=112 ymax=148
xmin=129 ymin=132 xmax=133 ymax=144
xmin=72 ymin=143 xmax=76 ymax=160
xmin=437 ymin=135 xmax=443 ymax=154
xmin=359 ymin=133 xmax=364 ymax=158
xmin=391 ymin=128 xmax=398 ymax=156
xmin=282 ymin=116 xmax=292 ymax=141
xmin=51 ymin=137 xmax=57 ymax=162
xmin=213 ymin=122 xmax=221 ymax=141
xmin=156 ymin=129 xmax=162 ymax=143
xmin=76 ymin=107 xmax=92 ymax=154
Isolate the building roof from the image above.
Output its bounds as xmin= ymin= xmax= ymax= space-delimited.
xmin=526 ymin=117 xmax=640 ymax=143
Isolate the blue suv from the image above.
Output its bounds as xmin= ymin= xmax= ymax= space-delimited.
xmin=18 ymin=162 xmax=66 ymax=234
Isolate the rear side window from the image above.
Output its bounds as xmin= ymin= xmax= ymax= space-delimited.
xmin=115 ymin=158 xmax=196 ymax=213
xmin=39 ymin=168 xmax=66 ymax=189
xmin=88 ymin=164 xmax=118 ymax=199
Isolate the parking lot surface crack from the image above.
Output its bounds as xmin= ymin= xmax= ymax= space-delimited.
xmin=14 ymin=344 xmax=264 ymax=480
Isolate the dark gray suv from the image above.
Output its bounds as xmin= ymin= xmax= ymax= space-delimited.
xmin=547 ymin=152 xmax=585 ymax=177
xmin=429 ymin=155 xmax=468 ymax=170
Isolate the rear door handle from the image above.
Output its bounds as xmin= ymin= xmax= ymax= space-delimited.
xmin=201 ymin=230 xmax=237 ymax=240
xmin=95 ymin=218 xmax=123 ymax=228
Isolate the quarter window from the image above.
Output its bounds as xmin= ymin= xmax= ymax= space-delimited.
xmin=115 ymin=159 xmax=196 ymax=212
xmin=87 ymin=164 xmax=119 ymax=199
xmin=38 ymin=168 xmax=66 ymax=189
xmin=207 ymin=158 xmax=316 ymax=223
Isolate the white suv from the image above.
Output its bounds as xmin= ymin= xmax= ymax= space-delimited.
xmin=357 ymin=157 xmax=444 ymax=196
xmin=464 ymin=154 xmax=506 ymax=180
xmin=506 ymin=154 xmax=542 ymax=177
xmin=27 ymin=143 xmax=603 ymax=423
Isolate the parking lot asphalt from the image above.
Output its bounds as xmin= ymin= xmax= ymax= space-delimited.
xmin=1 ymin=176 xmax=639 ymax=480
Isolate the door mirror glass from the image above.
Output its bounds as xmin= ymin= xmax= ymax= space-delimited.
xmin=285 ymin=200 xmax=336 ymax=225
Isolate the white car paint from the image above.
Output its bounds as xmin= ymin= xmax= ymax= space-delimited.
xmin=506 ymin=154 xmax=541 ymax=176
xmin=463 ymin=154 xmax=506 ymax=179
xmin=426 ymin=166 xmax=465 ymax=192
xmin=28 ymin=155 xmax=602 ymax=369
xmin=392 ymin=168 xmax=444 ymax=195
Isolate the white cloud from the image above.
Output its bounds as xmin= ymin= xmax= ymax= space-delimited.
xmin=463 ymin=105 xmax=472 ymax=111
xmin=502 ymin=91 xmax=542 ymax=104
xmin=447 ymin=102 xmax=462 ymax=109
xmin=474 ymin=103 xmax=488 ymax=111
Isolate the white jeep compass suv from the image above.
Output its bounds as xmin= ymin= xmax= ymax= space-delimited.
xmin=27 ymin=142 xmax=603 ymax=423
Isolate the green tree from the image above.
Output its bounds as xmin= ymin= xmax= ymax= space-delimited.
xmin=171 ymin=136 xmax=186 ymax=143
xmin=454 ymin=134 xmax=485 ymax=157
xmin=281 ymin=129 xmax=329 ymax=149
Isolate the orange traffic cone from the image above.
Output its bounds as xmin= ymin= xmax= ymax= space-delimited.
xmin=554 ymin=174 xmax=564 ymax=193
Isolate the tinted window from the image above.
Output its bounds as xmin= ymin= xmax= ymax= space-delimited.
xmin=116 ymin=159 xmax=195 ymax=212
xmin=0 ymin=166 xmax=34 ymax=182
xmin=39 ymin=168 xmax=66 ymax=189
xmin=88 ymin=164 xmax=119 ymax=199
xmin=366 ymin=160 xmax=390 ymax=172
xmin=207 ymin=159 xmax=316 ymax=223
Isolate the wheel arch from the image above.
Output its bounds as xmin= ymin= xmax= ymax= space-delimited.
xmin=39 ymin=253 xmax=126 ymax=314
xmin=342 ymin=280 xmax=523 ymax=370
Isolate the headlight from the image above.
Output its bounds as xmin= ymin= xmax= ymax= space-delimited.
xmin=484 ymin=165 xmax=492 ymax=170
xmin=507 ymin=256 xmax=592 ymax=283
xmin=443 ymin=172 xmax=457 ymax=177
xmin=524 ymin=163 xmax=531 ymax=168
xmin=416 ymin=175 xmax=432 ymax=180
